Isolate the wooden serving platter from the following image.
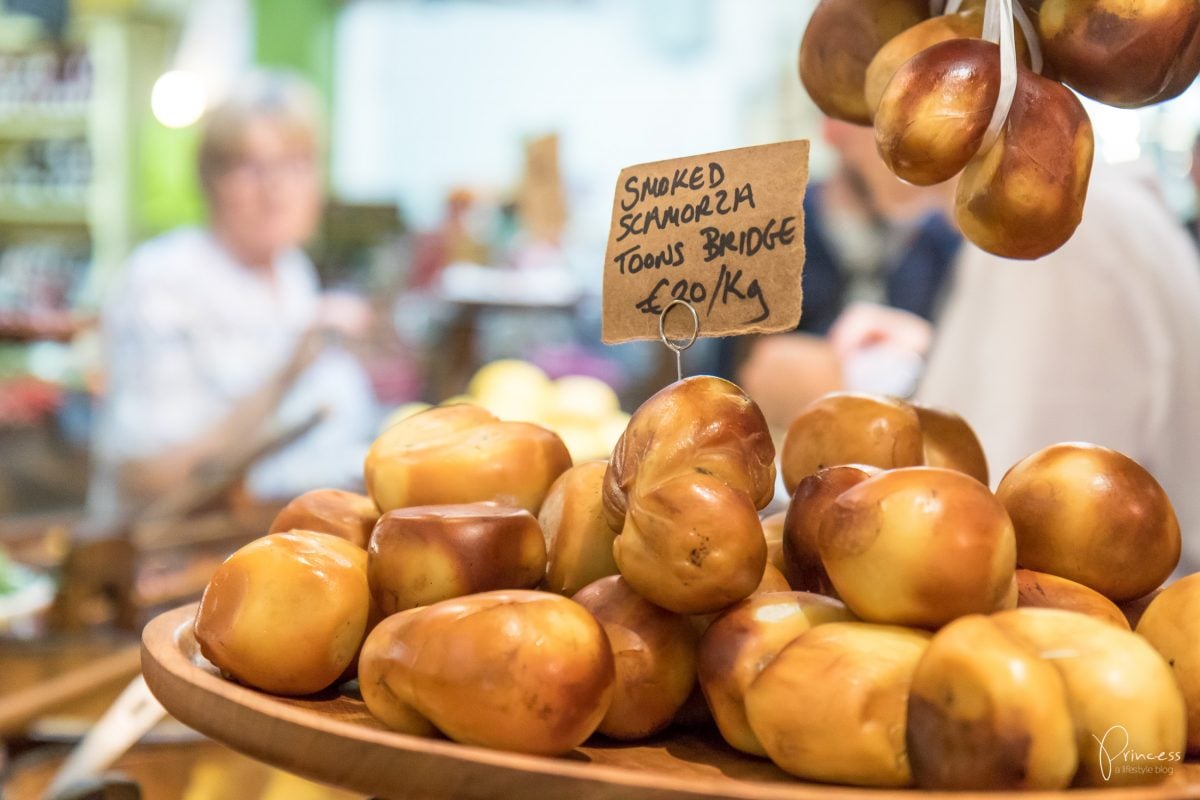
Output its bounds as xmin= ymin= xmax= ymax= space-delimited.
xmin=142 ymin=604 xmax=1200 ymax=800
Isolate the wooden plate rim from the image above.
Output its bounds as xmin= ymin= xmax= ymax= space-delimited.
xmin=141 ymin=604 xmax=1200 ymax=800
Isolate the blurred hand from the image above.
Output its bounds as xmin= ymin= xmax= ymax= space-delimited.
xmin=315 ymin=291 xmax=374 ymax=339
xmin=828 ymin=302 xmax=934 ymax=362
xmin=737 ymin=334 xmax=843 ymax=432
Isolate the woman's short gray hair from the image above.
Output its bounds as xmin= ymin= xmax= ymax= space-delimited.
xmin=197 ymin=70 xmax=324 ymax=193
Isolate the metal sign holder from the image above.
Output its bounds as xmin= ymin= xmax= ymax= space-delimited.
xmin=657 ymin=299 xmax=700 ymax=383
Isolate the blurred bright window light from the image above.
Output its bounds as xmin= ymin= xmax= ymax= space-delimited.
xmin=1083 ymin=100 xmax=1143 ymax=164
xmin=152 ymin=70 xmax=207 ymax=128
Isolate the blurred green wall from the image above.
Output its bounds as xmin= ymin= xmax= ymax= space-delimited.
xmin=137 ymin=121 xmax=203 ymax=235
xmin=253 ymin=0 xmax=335 ymax=106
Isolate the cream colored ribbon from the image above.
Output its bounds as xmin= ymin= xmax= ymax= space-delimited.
xmin=927 ymin=0 xmax=1044 ymax=152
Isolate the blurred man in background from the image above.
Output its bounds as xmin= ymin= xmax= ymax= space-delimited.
xmin=797 ymin=118 xmax=961 ymax=334
xmin=733 ymin=118 xmax=959 ymax=430
xmin=89 ymin=72 xmax=376 ymax=522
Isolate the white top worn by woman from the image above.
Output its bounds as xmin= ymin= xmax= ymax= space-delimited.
xmin=89 ymin=228 xmax=375 ymax=519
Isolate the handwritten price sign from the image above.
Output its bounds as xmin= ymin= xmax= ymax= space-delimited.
xmin=601 ymin=140 xmax=809 ymax=343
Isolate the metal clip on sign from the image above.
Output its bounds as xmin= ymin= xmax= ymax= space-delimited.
xmin=658 ymin=299 xmax=700 ymax=384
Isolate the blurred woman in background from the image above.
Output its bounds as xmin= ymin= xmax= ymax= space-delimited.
xmin=88 ymin=71 xmax=376 ymax=522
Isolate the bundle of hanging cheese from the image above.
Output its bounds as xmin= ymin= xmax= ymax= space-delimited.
xmin=798 ymin=0 xmax=1200 ymax=259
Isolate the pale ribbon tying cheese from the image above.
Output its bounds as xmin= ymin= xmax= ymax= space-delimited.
xmin=1010 ymin=2 xmax=1042 ymax=73
xmin=926 ymin=0 xmax=1044 ymax=154
xmin=979 ymin=0 xmax=1020 ymax=153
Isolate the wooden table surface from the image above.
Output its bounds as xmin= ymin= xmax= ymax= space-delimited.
xmin=0 ymin=632 xmax=363 ymax=800
xmin=2 ymin=740 xmax=367 ymax=800
xmin=0 ymin=634 xmax=141 ymax=735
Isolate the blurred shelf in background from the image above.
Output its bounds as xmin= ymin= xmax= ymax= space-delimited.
xmin=0 ymin=204 xmax=88 ymax=227
xmin=0 ymin=5 xmax=179 ymax=515
xmin=0 ymin=115 xmax=89 ymax=141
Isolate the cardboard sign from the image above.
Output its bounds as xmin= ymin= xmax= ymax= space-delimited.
xmin=601 ymin=140 xmax=809 ymax=344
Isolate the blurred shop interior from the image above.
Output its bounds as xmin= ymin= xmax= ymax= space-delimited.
xmin=0 ymin=0 xmax=1197 ymax=516
xmin=3 ymin=0 xmax=1200 ymax=795
xmin=0 ymin=0 xmax=829 ymax=521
